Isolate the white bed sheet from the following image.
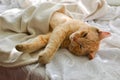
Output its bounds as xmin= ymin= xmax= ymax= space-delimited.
xmin=0 ymin=0 xmax=120 ymax=80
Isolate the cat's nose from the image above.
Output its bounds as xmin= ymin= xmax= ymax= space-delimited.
xmin=70 ymin=36 xmax=78 ymax=42
xmin=70 ymin=33 xmax=80 ymax=41
xmin=69 ymin=34 xmax=76 ymax=41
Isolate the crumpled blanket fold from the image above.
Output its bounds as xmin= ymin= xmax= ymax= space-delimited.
xmin=0 ymin=2 xmax=66 ymax=67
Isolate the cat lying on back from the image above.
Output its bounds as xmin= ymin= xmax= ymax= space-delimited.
xmin=15 ymin=12 xmax=110 ymax=64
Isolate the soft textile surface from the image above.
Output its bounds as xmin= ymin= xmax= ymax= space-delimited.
xmin=106 ymin=0 xmax=120 ymax=6
xmin=0 ymin=0 xmax=120 ymax=80
xmin=0 ymin=0 xmax=108 ymax=67
xmin=0 ymin=63 xmax=49 ymax=80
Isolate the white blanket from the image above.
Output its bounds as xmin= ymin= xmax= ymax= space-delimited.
xmin=0 ymin=2 xmax=68 ymax=67
xmin=0 ymin=0 xmax=120 ymax=80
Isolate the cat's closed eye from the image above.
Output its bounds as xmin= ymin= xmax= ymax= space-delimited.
xmin=81 ymin=32 xmax=88 ymax=37
xmin=79 ymin=44 xmax=82 ymax=48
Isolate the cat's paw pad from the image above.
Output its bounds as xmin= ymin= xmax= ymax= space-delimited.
xmin=15 ymin=44 xmax=28 ymax=52
xmin=15 ymin=44 xmax=24 ymax=51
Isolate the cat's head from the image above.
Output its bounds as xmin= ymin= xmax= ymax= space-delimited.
xmin=69 ymin=26 xmax=110 ymax=60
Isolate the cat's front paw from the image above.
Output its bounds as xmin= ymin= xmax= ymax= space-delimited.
xmin=16 ymin=44 xmax=25 ymax=52
xmin=38 ymin=52 xmax=51 ymax=65
xmin=15 ymin=44 xmax=30 ymax=53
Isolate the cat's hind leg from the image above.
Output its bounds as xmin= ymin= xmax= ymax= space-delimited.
xmin=15 ymin=33 xmax=51 ymax=53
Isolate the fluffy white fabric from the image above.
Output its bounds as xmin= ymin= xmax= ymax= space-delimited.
xmin=106 ymin=0 xmax=120 ymax=6
xmin=0 ymin=0 xmax=120 ymax=80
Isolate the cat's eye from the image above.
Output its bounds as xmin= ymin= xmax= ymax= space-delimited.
xmin=81 ymin=32 xmax=88 ymax=37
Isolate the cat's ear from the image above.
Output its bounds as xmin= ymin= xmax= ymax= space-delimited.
xmin=99 ymin=31 xmax=111 ymax=40
xmin=88 ymin=52 xmax=96 ymax=60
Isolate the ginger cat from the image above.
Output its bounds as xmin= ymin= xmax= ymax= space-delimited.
xmin=15 ymin=12 xmax=110 ymax=64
